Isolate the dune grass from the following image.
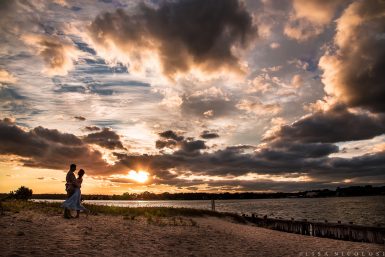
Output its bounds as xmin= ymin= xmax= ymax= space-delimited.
xmin=1 ymin=200 xmax=246 ymax=223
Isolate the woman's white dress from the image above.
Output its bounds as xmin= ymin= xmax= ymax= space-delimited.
xmin=62 ymin=187 xmax=87 ymax=211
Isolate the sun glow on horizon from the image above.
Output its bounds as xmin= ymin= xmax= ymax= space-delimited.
xmin=127 ymin=170 xmax=149 ymax=183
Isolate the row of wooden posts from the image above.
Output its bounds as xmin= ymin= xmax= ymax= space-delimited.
xmin=243 ymin=214 xmax=385 ymax=244
xmin=209 ymin=199 xmax=384 ymax=244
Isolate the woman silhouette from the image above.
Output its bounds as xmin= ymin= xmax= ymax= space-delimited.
xmin=62 ymin=169 xmax=89 ymax=218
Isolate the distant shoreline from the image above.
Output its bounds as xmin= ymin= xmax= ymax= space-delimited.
xmin=30 ymin=194 xmax=385 ymax=201
xmin=2 ymin=185 xmax=382 ymax=201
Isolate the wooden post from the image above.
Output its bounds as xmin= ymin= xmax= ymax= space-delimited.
xmin=211 ymin=199 xmax=215 ymax=211
xmin=243 ymin=216 xmax=385 ymax=244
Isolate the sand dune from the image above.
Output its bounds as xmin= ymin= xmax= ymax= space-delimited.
xmin=0 ymin=210 xmax=383 ymax=257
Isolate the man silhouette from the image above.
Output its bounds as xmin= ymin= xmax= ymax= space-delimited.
xmin=64 ymin=163 xmax=77 ymax=219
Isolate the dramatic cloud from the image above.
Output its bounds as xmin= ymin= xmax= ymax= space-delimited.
xmin=84 ymin=126 xmax=101 ymax=132
xmin=159 ymin=130 xmax=184 ymax=142
xmin=114 ymin=141 xmax=384 ymax=184
xmin=269 ymin=106 xmax=385 ymax=143
xmin=1 ymin=0 xmax=385 ymax=193
xmin=291 ymin=0 xmax=344 ymax=25
xmin=319 ymin=0 xmax=385 ymax=112
xmin=87 ymin=0 xmax=257 ymax=77
xmin=178 ymin=139 xmax=207 ymax=154
xmin=0 ymin=118 xmax=112 ymax=174
xmin=155 ymin=139 xmax=177 ymax=149
xmin=156 ymin=130 xmax=207 ymax=154
xmin=83 ymin=128 xmax=125 ymax=150
xmin=32 ymin=126 xmax=83 ymax=146
xmin=74 ymin=116 xmax=86 ymax=121
xmin=0 ymin=1 xmax=38 ymax=49
xmin=284 ymin=0 xmax=346 ymax=41
xmin=0 ymin=1 xmax=81 ymax=76
xmin=22 ymin=34 xmax=80 ymax=76
xmin=1 ymin=118 xmax=384 ymax=190
xmin=200 ymin=130 xmax=219 ymax=139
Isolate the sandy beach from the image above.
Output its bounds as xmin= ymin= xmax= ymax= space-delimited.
xmin=0 ymin=209 xmax=384 ymax=257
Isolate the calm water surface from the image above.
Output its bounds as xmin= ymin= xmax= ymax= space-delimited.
xmin=35 ymin=196 xmax=385 ymax=226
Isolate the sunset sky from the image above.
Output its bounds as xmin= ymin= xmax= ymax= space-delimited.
xmin=0 ymin=0 xmax=384 ymax=194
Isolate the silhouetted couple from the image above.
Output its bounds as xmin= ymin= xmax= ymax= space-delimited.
xmin=62 ymin=164 xmax=89 ymax=219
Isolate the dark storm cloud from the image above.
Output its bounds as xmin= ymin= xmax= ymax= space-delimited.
xmin=159 ymin=130 xmax=184 ymax=141
xmin=155 ymin=139 xmax=177 ymax=149
xmin=0 ymin=118 xmax=112 ymax=174
xmin=260 ymin=141 xmax=339 ymax=160
xmin=270 ymin=106 xmax=385 ymax=143
xmin=32 ymin=126 xmax=83 ymax=146
xmin=88 ymin=0 xmax=257 ymax=77
xmin=114 ymin=144 xmax=385 ymax=184
xmin=117 ymin=143 xmax=296 ymax=177
xmin=156 ymin=130 xmax=207 ymax=154
xmin=200 ymin=130 xmax=219 ymax=139
xmin=0 ymin=119 xmax=48 ymax=157
xmin=310 ymin=151 xmax=385 ymax=181
xmin=83 ymin=128 xmax=125 ymax=150
xmin=74 ymin=116 xmax=86 ymax=121
xmin=178 ymin=139 xmax=207 ymax=154
xmin=319 ymin=0 xmax=385 ymax=113
xmin=84 ymin=126 xmax=101 ymax=132
xmin=112 ymin=128 xmax=382 ymax=184
xmin=330 ymin=151 xmax=385 ymax=171
xmin=1 ymin=118 xmax=384 ymax=188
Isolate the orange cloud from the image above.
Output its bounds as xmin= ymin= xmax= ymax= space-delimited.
xmin=290 ymin=74 xmax=303 ymax=88
xmin=0 ymin=69 xmax=17 ymax=84
xmin=22 ymin=34 xmax=80 ymax=76
xmin=319 ymin=0 xmax=385 ymax=112
xmin=284 ymin=0 xmax=346 ymax=41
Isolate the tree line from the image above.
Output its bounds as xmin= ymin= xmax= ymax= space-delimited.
xmin=3 ymin=185 xmax=382 ymax=201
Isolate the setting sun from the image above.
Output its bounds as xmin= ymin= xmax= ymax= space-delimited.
xmin=127 ymin=170 xmax=149 ymax=183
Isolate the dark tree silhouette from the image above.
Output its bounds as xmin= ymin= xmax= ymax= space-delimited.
xmin=10 ymin=186 xmax=33 ymax=200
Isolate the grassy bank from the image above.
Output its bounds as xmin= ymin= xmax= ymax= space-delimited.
xmin=1 ymin=200 xmax=246 ymax=223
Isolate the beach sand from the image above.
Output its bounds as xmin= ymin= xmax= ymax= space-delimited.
xmin=0 ymin=210 xmax=384 ymax=257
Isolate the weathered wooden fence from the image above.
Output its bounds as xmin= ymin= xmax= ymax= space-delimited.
xmin=243 ymin=214 xmax=385 ymax=244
